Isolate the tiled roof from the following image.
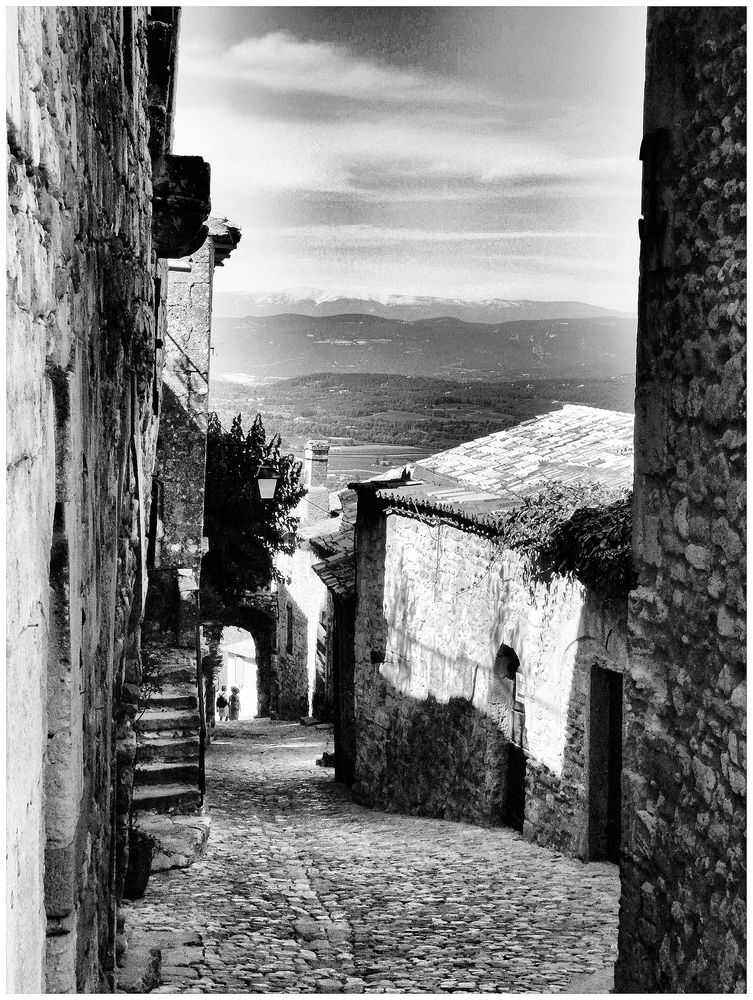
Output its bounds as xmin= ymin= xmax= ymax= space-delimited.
xmin=358 ymin=405 xmax=634 ymax=531
xmin=309 ymin=490 xmax=358 ymax=596
xmin=312 ymin=552 xmax=355 ymax=598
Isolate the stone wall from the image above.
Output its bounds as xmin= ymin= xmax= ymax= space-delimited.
xmin=617 ymin=8 xmax=746 ymax=993
xmin=352 ymin=496 xmax=628 ymax=854
xmin=135 ymin=220 xmax=241 ymax=868
xmin=6 ymin=8 xmax=208 ymax=991
xmin=275 ymin=546 xmax=334 ymax=720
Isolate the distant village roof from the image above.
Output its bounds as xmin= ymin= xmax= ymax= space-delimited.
xmin=312 ymin=405 xmax=633 ymax=594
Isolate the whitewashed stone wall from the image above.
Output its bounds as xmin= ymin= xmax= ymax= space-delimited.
xmin=276 ymin=546 xmax=334 ymax=720
xmin=353 ymin=504 xmax=627 ymax=854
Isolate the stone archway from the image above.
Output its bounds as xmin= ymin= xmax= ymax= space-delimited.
xmin=201 ymin=595 xmax=279 ymax=736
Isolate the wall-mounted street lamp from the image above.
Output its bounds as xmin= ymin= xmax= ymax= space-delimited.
xmin=256 ymin=462 xmax=279 ymax=501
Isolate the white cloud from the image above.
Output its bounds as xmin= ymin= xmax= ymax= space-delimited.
xmin=239 ymin=225 xmax=627 ymax=247
xmin=176 ymin=28 xmax=642 ymax=310
xmin=182 ymin=30 xmax=493 ymax=107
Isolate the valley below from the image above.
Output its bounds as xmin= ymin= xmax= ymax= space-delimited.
xmin=207 ymin=302 xmax=637 ymax=484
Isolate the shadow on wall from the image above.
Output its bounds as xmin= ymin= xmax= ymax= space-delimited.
xmin=353 ymin=507 xmax=627 ymax=861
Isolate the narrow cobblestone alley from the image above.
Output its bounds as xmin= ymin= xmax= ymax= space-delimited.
xmin=121 ymin=720 xmax=619 ymax=994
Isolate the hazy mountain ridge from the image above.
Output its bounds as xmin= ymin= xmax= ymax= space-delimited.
xmin=214 ymin=292 xmax=635 ymax=324
xmin=211 ymin=312 xmax=637 ymax=382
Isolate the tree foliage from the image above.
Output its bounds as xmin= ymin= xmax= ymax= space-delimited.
xmin=201 ymin=412 xmax=306 ymax=625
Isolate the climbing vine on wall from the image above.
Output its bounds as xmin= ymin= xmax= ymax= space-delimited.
xmin=497 ymin=482 xmax=635 ymax=599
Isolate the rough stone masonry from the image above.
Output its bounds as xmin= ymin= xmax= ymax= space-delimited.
xmin=617 ymin=7 xmax=746 ymax=993
xmin=134 ymin=218 xmax=241 ymax=870
xmin=6 ymin=8 xmax=210 ymax=992
xmin=351 ymin=487 xmax=629 ymax=859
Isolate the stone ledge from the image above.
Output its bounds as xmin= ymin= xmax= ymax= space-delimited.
xmin=135 ymin=810 xmax=211 ymax=872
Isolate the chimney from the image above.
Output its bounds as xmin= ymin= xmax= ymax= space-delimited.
xmin=303 ymin=440 xmax=330 ymax=490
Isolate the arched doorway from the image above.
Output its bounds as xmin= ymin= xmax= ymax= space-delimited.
xmin=494 ymin=643 xmax=527 ymax=832
xmin=218 ymin=627 xmax=258 ymax=721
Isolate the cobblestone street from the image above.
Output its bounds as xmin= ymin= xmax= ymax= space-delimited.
xmin=122 ymin=720 xmax=619 ymax=993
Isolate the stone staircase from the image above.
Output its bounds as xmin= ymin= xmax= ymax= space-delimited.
xmin=132 ymin=649 xmax=209 ymax=869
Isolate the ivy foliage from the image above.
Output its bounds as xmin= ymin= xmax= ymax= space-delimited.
xmin=496 ymin=482 xmax=635 ymax=600
xmin=201 ymin=412 xmax=306 ymax=624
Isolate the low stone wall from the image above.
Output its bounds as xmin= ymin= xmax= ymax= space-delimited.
xmin=352 ymin=501 xmax=628 ymax=856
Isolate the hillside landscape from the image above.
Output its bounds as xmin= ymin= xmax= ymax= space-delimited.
xmin=210 ymin=371 xmax=636 ymax=455
xmin=207 ymin=297 xmax=637 ymax=478
xmin=210 ymin=311 xmax=636 ymax=383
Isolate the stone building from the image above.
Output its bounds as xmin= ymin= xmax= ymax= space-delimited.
xmin=133 ymin=218 xmax=241 ymax=870
xmin=617 ymin=8 xmax=746 ymax=992
xmin=350 ymin=407 xmax=633 ymax=857
xmin=274 ymin=442 xmax=355 ymax=722
xmin=6 ymin=8 xmax=210 ymax=992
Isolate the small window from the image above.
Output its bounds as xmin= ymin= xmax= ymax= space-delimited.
xmin=285 ymin=603 xmax=293 ymax=653
xmin=514 ymin=671 xmax=526 ymax=705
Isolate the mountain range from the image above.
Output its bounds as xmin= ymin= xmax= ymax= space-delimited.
xmin=213 ymin=292 xmax=635 ymax=325
xmin=210 ymin=311 xmax=637 ymax=383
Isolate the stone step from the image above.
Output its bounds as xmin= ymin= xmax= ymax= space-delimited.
xmin=148 ymin=663 xmax=198 ymax=685
xmin=136 ymin=736 xmax=200 ymax=763
xmin=135 ymin=761 xmax=200 ymax=786
xmin=146 ymin=690 xmax=199 ymax=713
xmin=132 ymin=782 xmax=202 ymax=814
xmin=136 ymin=710 xmax=200 ymax=736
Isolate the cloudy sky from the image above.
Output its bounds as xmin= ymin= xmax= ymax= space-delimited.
xmin=174 ymin=6 xmax=647 ymax=310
